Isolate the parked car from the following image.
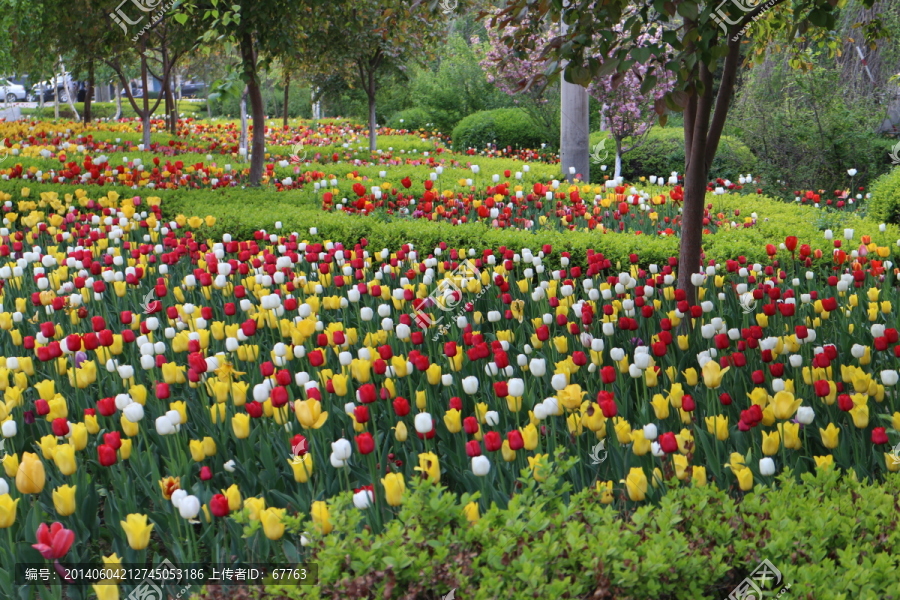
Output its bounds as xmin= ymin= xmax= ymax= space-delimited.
xmin=0 ymin=78 xmax=27 ymax=103
xmin=29 ymin=73 xmax=87 ymax=103
xmin=178 ymin=80 xmax=206 ymax=98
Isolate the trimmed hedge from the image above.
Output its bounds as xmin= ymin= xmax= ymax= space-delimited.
xmin=3 ymin=179 xmax=899 ymax=268
xmin=589 ymin=127 xmax=757 ymax=183
xmin=869 ymin=165 xmax=900 ymax=224
xmin=451 ymin=108 xmax=548 ymax=152
xmin=252 ymin=467 xmax=900 ymax=600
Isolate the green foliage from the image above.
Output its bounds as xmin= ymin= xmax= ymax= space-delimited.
xmin=868 ymin=166 xmax=900 ymax=224
xmin=451 ymin=108 xmax=550 ymax=152
xmin=729 ymin=54 xmax=893 ymax=198
xmin=257 ymin=469 xmax=900 ymax=600
xmin=385 ymin=107 xmax=435 ymax=131
xmin=588 ymin=128 xmax=757 ymax=183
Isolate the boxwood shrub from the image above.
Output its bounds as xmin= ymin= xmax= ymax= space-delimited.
xmin=589 ymin=127 xmax=757 ymax=183
xmin=238 ymin=466 xmax=900 ymax=600
xmin=451 ymin=109 xmax=549 ymax=153
xmin=385 ymin=107 xmax=435 ymax=132
xmin=869 ymin=166 xmax=900 ymax=224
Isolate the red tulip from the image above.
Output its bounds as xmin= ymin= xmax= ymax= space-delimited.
xmin=210 ymin=494 xmax=230 ymax=517
xmin=200 ymin=466 xmax=213 ymax=480
xmin=659 ymin=432 xmax=678 ymax=454
xmin=32 ymin=523 xmax=75 ymax=559
xmin=484 ymin=431 xmax=502 ymax=452
xmin=356 ymin=432 xmax=375 ymax=455
xmin=98 ymin=444 xmax=117 ymax=466
xmin=465 ymin=440 xmax=482 ymax=457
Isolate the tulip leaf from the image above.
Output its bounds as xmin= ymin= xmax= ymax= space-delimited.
xmin=282 ymin=540 xmax=302 ymax=562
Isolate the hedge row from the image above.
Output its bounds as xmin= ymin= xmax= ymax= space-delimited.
xmin=451 ymin=108 xmax=548 ymax=152
xmin=2 ymin=179 xmax=898 ymax=267
xmin=245 ymin=466 xmax=900 ymax=600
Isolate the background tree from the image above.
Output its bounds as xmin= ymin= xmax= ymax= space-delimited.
xmin=177 ymin=0 xmax=306 ymax=185
xmin=491 ymin=0 xmax=883 ymax=298
xmin=300 ymin=0 xmax=445 ymax=151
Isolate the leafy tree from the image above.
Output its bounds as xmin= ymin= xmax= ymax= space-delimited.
xmin=177 ymin=0 xmax=306 ymax=184
xmin=299 ymin=0 xmax=446 ymax=151
xmin=490 ymin=0 xmax=882 ymax=297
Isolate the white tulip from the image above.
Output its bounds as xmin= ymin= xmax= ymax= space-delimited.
xmin=882 ymin=370 xmax=899 ymax=386
xmin=471 ymin=456 xmax=491 ymax=476
xmin=123 ymin=403 xmax=144 ymax=423
xmin=0 ymin=478 xmax=7 ymax=495
xmin=353 ymin=489 xmax=374 ymax=509
xmin=1 ymin=420 xmax=16 ymax=438
xmin=643 ymin=424 xmax=658 ymax=441
xmin=485 ymin=411 xmax=500 ymax=426
xmin=551 ymin=373 xmax=568 ymax=391
xmin=462 ymin=376 xmax=479 ymax=394
xmin=178 ymin=495 xmax=202 ymax=519
xmin=414 ymin=412 xmax=434 ymax=434
xmin=330 ymin=453 xmax=347 ymax=468
xmin=170 ymin=489 xmax=188 ymax=508
xmin=796 ymin=406 xmax=815 ymax=425
xmin=224 ymin=460 xmax=236 ymax=473
xmin=332 ymin=438 xmax=352 ymax=460
xmin=155 ymin=416 xmax=176 ymax=436
xmin=759 ymin=457 xmax=776 ymax=476
xmin=528 ymin=358 xmax=546 ymax=377
xmin=508 ymin=378 xmax=525 ymax=397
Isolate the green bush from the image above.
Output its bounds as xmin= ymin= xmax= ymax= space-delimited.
xmin=255 ymin=467 xmax=900 ymax=600
xmin=452 ymin=108 xmax=549 ymax=152
xmin=22 ymin=101 xmax=203 ymax=120
xmin=386 ymin=107 xmax=435 ymax=131
xmin=868 ymin=166 xmax=900 ymax=224
xmin=588 ymin=128 xmax=757 ymax=182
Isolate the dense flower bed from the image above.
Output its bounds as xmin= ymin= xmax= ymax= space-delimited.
xmin=0 ymin=184 xmax=898 ymax=598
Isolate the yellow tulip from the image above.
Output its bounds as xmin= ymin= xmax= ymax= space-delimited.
xmin=724 ymin=452 xmax=746 ymax=473
xmin=692 ymin=465 xmax=707 ymax=487
xmin=814 ymin=455 xmax=834 ymax=470
xmin=501 ymin=440 xmax=516 ymax=462
xmin=2 ymin=453 xmax=18 ymax=478
xmin=443 ymin=409 xmax=461 ymax=433
xmin=820 ymin=423 xmax=840 ymax=449
xmin=120 ymin=514 xmax=154 ymax=550
xmin=772 ymin=391 xmax=802 ymax=420
xmin=614 ymin=418 xmax=632 ymax=444
xmin=630 ymin=430 xmax=651 ymax=456
xmin=287 ymin=454 xmax=314 ymax=483
xmin=243 ymin=497 xmax=266 ymax=521
xmin=0 ymin=494 xmax=19 ymax=528
xmin=394 ymin=421 xmax=408 ymax=442
xmin=778 ymin=422 xmax=802 ymax=449
xmin=521 ymin=424 xmax=538 ymax=450
xmin=53 ymin=443 xmax=77 ymax=476
xmin=849 ymin=403 xmax=869 ymax=428
xmin=415 ymin=452 xmax=440 ymax=483
xmin=294 ymin=399 xmax=328 ymax=429
xmin=189 ymin=440 xmax=206 ymax=462
xmin=16 ymin=452 xmax=45 ymax=494
xmin=222 ymin=484 xmax=242 ymax=512
xmin=53 ymin=484 xmax=77 ymax=516
xmin=596 ymin=480 xmax=614 ymax=504
xmin=761 ymin=431 xmax=780 ymax=456
xmin=672 ymin=454 xmax=689 ymax=481
xmin=527 ymin=454 xmax=551 ymax=482
xmin=39 ymin=434 xmax=58 ymax=460
xmin=311 ymin=501 xmax=333 ymax=534
xmin=463 ymin=501 xmax=480 ymax=522
xmin=381 ymin=472 xmax=406 ymax=506
xmin=259 ymin=507 xmax=286 ymax=540
xmin=736 ymin=467 xmax=754 ymax=491
xmin=650 ymin=394 xmax=670 ymax=420
xmin=705 ymin=415 xmax=729 ymax=441
xmin=682 ymin=368 xmax=698 ymax=386
xmin=69 ymin=423 xmax=88 ymax=451
xmin=623 ymin=467 xmax=648 ymax=501
xmin=701 ymin=361 xmax=729 ymax=389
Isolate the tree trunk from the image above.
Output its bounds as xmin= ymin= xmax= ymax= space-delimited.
xmin=53 ymin=73 xmax=59 ymax=119
xmin=240 ymin=31 xmax=265 ymax=186
xmin=59 ymin=58 xmax=79 ymax=121
xmin=283 ymin=72 xmax=290 ymax=128
xmin=367 ymin=90 xmax=377 ymax=152
xmin=240 ymin=87 xmax=248 ymax=152
xmin=614 ymin=138 xmax=622 ymax=181
xmin=559 ymin=18 xmax=590 ymax=183
xmin=141 ymin=50 xmax=151 ymax=149
xmin=113 ymin=83 xmax=122 ymax=120
xmin=166 ymin=75 xmax=176 ymax=135
xmin=84 ymin=61 xmax=94 ymax=124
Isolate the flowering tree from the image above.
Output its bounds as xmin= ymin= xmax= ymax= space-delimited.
xmin=480 ymin=23 xmax=559 ymax=144
xmin=587 ymin=31 xmax=673 ymax=179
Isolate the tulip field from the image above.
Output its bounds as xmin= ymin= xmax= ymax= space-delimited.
xmin=1 ymin=118 xmax=900 ymax=599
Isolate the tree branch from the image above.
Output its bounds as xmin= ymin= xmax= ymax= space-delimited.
xmin=704 ymin=37 xmax=742 ymax=170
